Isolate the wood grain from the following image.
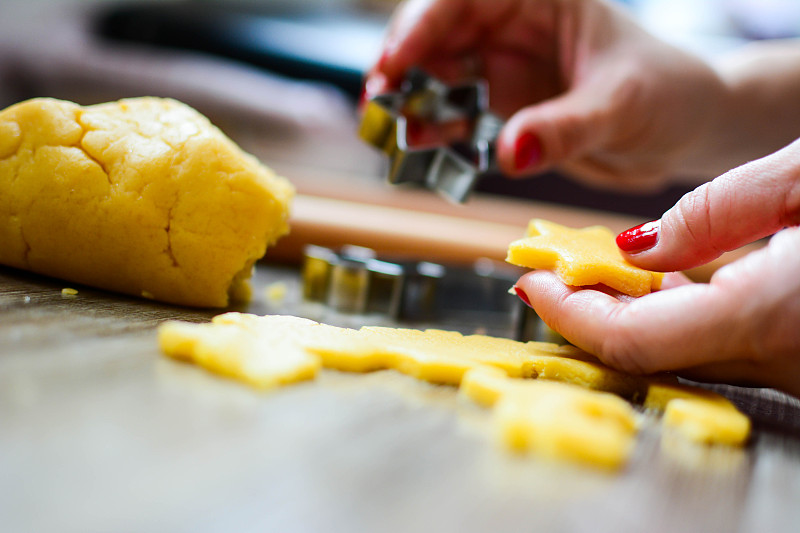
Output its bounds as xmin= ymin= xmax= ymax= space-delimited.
xmin=1 ymin=263 xmax=799 ymax=533
xmin=268 ymin=189 xmax=764 ymax=283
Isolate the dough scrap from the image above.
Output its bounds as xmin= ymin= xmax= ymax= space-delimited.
xmin=157 ymin=313 xmax=752 ymax=468
xmin=460 ymin=366 xmax=639 ymax=470
xmin=159 ymin=313 xmax=639 ymax=393
xmin=644 ymin=382 xmax=751 ymax=446
xmin=506 ymin=219 xmax=663 ymax=297
xmin=0 ymin=97 xmax=293 ymax=307
xmin=306 ymin=324 xmax=647 ymax=398
xmin=159 ymin=314 xmax=329 ymax=389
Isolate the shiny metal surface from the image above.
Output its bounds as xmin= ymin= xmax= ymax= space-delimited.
xmin=359 ymin=69 xmax=502 ymax=203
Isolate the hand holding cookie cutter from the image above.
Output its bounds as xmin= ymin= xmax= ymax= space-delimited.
xmin=359 ymin=69 xmax=504 ymax=203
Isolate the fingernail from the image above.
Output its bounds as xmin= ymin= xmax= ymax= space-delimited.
xmin=514 ymin=131 xmax=542 ymax=171
xmin=514 ymin=285 xmax=531 ymax=307
xmin=383 ymin=36 xmax=399 ymax=59
xmin=616 ymin=220 xmax=660 ymax=253
xmin=364 ymin=73 xmax=386 ymax=100
xmin=405 ymin=117 xmax=422 ymax=145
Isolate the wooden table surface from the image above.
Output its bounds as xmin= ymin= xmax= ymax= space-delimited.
xmin=2 ymin=260 xmax=800 ymax=533
xmin=1 ymin=3 xmax=796 ymax=530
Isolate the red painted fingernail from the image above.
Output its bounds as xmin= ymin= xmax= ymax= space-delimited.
xmin=514 ymin=131 xmax=542 ymax=171
xmin=514 ymin=286 xmax=531 ymax=307
xmin=405 ymin=118 xmax=423 ymax=146
xmin=364 ymin=74 xmax=386 ymax=100
xmin=616 ymin=220 xmax=660 ymax=253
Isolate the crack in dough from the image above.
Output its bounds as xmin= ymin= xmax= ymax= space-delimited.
xmin=77 ymin=129 xmax=112 ymax=184
xmin=164 ymin=205 xmax=180 ymax=269
xmin=0 ymin=97 xmax=294 ymax=307
xmin=0 ymin=119 xmax=21 ymax=160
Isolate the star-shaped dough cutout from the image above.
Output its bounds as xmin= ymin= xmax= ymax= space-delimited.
xmin=158 ymin=313 xmax=751 ymax=469
xmin=460 ymin=366 xmax=639 ymax=470
xmin=506 ymin=219 xmax=664 ymax=297
xmin=159 ymin=313 xmax=646 ymax=397
xmin=158 ymin=314 xmax=328 ymax=389
xmin=644 ymin=382 xmax=750 ymax=446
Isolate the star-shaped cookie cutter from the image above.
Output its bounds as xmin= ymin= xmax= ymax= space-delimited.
xmin=359 ymin=68 xmax=504 ymax=203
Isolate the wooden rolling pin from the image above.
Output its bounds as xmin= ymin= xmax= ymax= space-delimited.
xmin=267 ymin=191 xmax=760 ymax=283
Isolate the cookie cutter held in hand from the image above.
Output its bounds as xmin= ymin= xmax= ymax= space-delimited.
xmin=359 ymin=68 xmax=504 ymax=203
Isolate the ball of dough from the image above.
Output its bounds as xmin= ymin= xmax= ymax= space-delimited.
xmin=0 ymin=97 xmax=294 ymax=307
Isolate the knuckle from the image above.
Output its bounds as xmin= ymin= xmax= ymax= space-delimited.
xmin=556 ymin=112 xmax=595 ymax=159
xmin=597 ymin=309 xmax=652 ymax=375
xmin=536 ymin=101 xmax=603 ymax=164
xmin=670 ymin=182 xmax=725 ymax=255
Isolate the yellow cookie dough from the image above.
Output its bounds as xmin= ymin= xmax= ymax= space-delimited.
xmin=644 ymin=382 xmax=751 ymax=446
xmin=158 ymin=312 xmax=648 ymax=397
xmin=506 ymin=219 xmax=663 ymax=297
xmin=522 ymin=351 xmax=648 ymax=401
xmin=159 ymin=314 xmax=329 ymax=389
xmin=306 ymin=324 xmax=643 ymax=394
xmin=158 ymin=313 xmax=752 ymax=469
xmin=159 ymin=313 xmax=629 ymax=392
xmin=461 ymin=367 xmax=639 ymax=470
xmin=0 ymin=97 xmax=293 ymax=307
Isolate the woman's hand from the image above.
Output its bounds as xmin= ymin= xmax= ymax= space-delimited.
xmin=365 ymin=0 xmax=729 ymax=191
xmin=514 ymin=140 xmax=800 ymax=397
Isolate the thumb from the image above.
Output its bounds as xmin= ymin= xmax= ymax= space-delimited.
xmin=617 ymin=139 xmax=800 ymax=272
xmin=497 ymin=86 xmax=613 ymax=176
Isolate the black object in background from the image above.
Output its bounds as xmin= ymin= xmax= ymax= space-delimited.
xmin=95 ymin=0 xmax=692 ymax=219
xmin=94 ymin=0 xmax=387 ymax=101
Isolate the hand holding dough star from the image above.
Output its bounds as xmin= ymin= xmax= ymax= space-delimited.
xmin=506 ymin=219 xmax=663 ymax=297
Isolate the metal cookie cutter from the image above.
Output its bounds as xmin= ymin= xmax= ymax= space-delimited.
xmin=300 ymin=244 xmax=563 ymax=342
xmin=359 ymin=68 xmax=504 ymax=203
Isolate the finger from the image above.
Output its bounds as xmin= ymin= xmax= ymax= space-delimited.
xmin=659 ymin=271 xmax=693 ymax=290
xmin=617 ymin=139 xmax=800 ymax=271
xmin=362 ymin=70 xmax=390 ymax=104
xmin=515 ymin=270 xmax=748 ymax=375
xmin=372 ymin=0 xmax=523 ymax=86
xmin=496 ymin=84 xmax=615 ymax=176
xmin=363 ymin=0 xmax=435 ymax=98
xmin=363 ymin=0 xmax=470 ymax=99
xmin=376 ymin=0 xmax=468 ymax=84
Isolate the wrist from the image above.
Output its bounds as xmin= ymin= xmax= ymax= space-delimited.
xmin=669 ymin=60 xmax=737 ymax=181
xmin=678 ymin=40 xmax=800 ymax=179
